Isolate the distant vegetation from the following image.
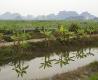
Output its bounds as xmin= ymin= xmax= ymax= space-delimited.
xmin=0 ymin=20 xmax=98 ymax=44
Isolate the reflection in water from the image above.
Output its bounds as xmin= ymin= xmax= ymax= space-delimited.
xmin=12 ymin=61 xmax=29 ymax=78
xmin=55 ymin=53 xmax=74 ymax=67
xmin=75 ymin=47 xmax=94 ymax=59
xmin=40 ymin=48 xmax=94 ymax=69
xmin=40 ymin=56 xmax=53 ymax=69
xmin=0 ymin=45 xmax=96 ymax=80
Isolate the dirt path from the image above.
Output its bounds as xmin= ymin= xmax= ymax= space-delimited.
xmin=0 ymin=34 xmax=98 ymax=48
xmin=0 ymin=38 xmax=45 ymax=47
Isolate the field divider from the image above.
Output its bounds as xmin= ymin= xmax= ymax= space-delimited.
xmin=0 ymin=38 xmax=45 ymax=47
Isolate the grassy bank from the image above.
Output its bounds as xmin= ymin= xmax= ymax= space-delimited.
xmin=51 ymin=61 xmax=98 ymax=80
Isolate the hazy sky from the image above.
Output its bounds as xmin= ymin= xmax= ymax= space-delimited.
xmin=0 ymin=0 xmax=98 ymax=16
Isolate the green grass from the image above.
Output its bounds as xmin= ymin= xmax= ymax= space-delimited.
xmin=87 ymin=62 xmax=98 ymax=80
xmin=88 ymin=73 xmax=98 ymax=80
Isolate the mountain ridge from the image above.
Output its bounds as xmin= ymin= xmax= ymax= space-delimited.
xmin=0 ymin=11 xmax=97 ymax=20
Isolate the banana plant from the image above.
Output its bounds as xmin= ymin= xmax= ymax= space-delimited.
xmin=68 ymin=23 xmax=80 ymax=34
xmin=11 ymin=30 xmax=30 ymax=47
xmin=40 ymin=27 xmax=53 ymax=47
xmin=76 ymin=29 xmax=86 ymax=39
xmin=11 ymin=31 xmax=20 ymax=46
xmin=65 ymin=32 xmax=75 ymax=41
xmin=87 ymin=26 xmax=95 ymax=38
xmin=0 ymin=33 xmax=4 ymax=42
xmin=57 ymin=25 xmax=68 ymax=41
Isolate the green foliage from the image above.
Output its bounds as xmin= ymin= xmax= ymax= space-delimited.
xmin=11 ymin=31 xmax=30 ymax=41
xmin=0 ymin=20 xmax=98 ymax=42
xmin=68 ymin=23 xmax=80 ymax=33
xmin=3 ymin=35 xmax=13 ymax=42
xmin=0 ymin=33 xmax=4 ymax=41
xmin=88 ymin=73 xmax=98 ymax=80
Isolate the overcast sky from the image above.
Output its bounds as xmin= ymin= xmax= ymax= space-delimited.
xmin=0 ymin=0 xmax=97 ymax=16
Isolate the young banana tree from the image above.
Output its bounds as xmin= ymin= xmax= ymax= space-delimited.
xmin=68 ymin=23 xmax=85 ymax=39
xmin=11 ymin=30 xmax=30 ymax=47
xmin=76 ymin=29 xmax=86 ymax=39
xmin=56 ymin=25 xmax=70 ymax=43
xmin=11 ymin=31 xmax=20 ymax=46
xmin=87 ymin=26 xmax=95 ymax=38
xmin=40 ymin=27 xmax=53 ymax=47
xmin=65 ymin=32 xmax=75 ymax=41
xmin=68 ymin=23 xmax=80 ymax=34
xmin=0 ymin=33 xmax=4 ymax=42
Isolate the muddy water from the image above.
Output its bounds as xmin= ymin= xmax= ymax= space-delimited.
xmin=0 ymin=47 xmax=98 ymax=80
